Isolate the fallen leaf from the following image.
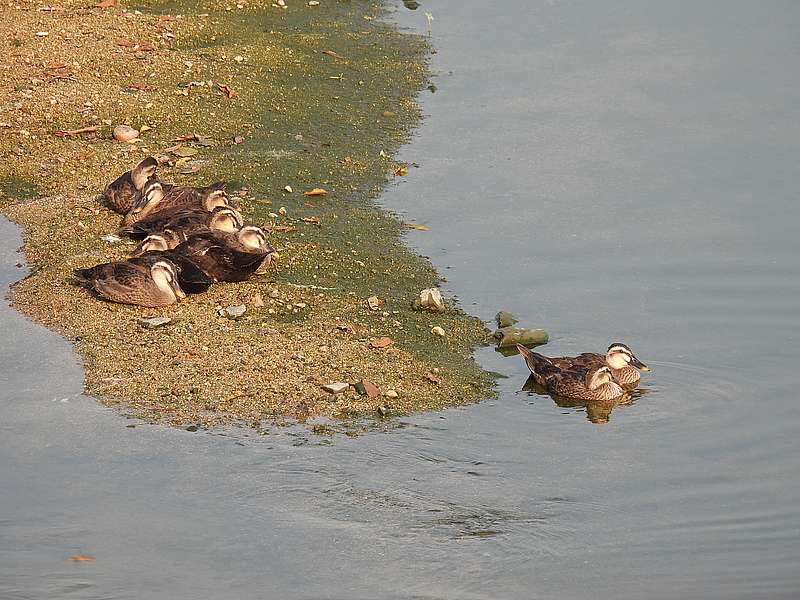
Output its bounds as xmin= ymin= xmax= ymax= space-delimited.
xmin=301 ymin=216 xmax=320 ymax=225
xmin=251 ymin=293 xmax=264 ymax=308
xmin=157 ymin=14 xmax=179 ymax=21
xmin=172 ymin=133 xmax=198 ymax=142
xmin=369 ymin=337 xmax=394 ymax=349
xmin=424 ymin=372 xmax=441 ymax=384
xmin=128 ymin=82 xmax=158 ymax=91
xmin=139 ymin=125 xmax=151 ymax=133
xmin=366 ymin=296 xmax=384 ymax=310
xmin=404 ymin=223 xmax=430 ymax=231
xmin=394 ymin=166 xmax=408 ymax=176
xmin=322 ymin=49 xmax=347 ymax=60
xmin=272 ymin=225 xmax=298 ymax=233
xmin=218 ymin=84 xmax=237 ymax=99
xmin=303 ymin=188 xmax=327 ymax=196
xmin=174 ymin=156 xmax=192 ymax=166
xmin=54 ymin=125 xmax=101 ymax=137
xmin=69 ymin=555 xmax=95 ymax=562
xmin=360 ymin=379 xmax=381 ymax=397
xmin=382 ymin=110 xmax=396 ymax=118
xmin=160 ymin=144 xmax=181 ymax=153
xmin=96 ymin=0 xmax=116 ymax=6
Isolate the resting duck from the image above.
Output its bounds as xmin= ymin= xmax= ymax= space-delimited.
xmin=123 ymin=179 xmax=231 ymax=227
xmin=123 ymin=206 xmax=243 ymax=240
xmin=516 ymin=344 xmax=624 ymax=401
xmin=73 ymin=258 xmax=185 ymax=307
xmin=129 ymin=229 xmax=189 ymax=257
xmin=102 ymin=156 xmax=159 ymax=215
xmin=548 ymin=343 xmax=649 ymax=388
xmin=172 ymin=228 xmax=275 ymax=282
xmin=131 ymin=251 xmax=214 ymax=294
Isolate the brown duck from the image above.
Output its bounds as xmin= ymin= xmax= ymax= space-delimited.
xmin=123 ymin=179 xmax=231 ymax=227
xmin=172 ymin=228 xmax=275 ymax=282
xmin=102 ymin=156 xmax=159 ymax=215
xmin=130 ymin=251 xmax=214 ymax=294
xmin=548 ymin=343 xmax=649 ymax=388
xmin=516 ymin=344 xmax=624 ymax=401
xmin=124 ymin=206 xmax=243 ymax=240
xmin=73 ymin=258 xmax=185 ymax=307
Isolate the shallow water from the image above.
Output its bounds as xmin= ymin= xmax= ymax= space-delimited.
xmin=2 ymin=0 xmax=800 ymax=598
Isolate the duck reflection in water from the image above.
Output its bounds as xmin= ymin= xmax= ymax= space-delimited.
xmin=521 ymin=375 xmax=650 ymax=423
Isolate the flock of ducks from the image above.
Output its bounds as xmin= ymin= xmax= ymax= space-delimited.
xmin=75 ymin=159 xmax=649 ymax=405
xmin=74 ymin=156 xmax=275 ymax=307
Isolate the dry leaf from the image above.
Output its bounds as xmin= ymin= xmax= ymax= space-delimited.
xmin=394 ymin=166 xmax=408 ymax=176
xmin=272 ymin=225 xmax=298 ymax=233
xmin=54 ymin=126 xmax=101 ymax=137
xmin=69 ymin=555 xmax=95 ymax=562
xmin=251 ymin=293 xmax=264 ymax=308
xmin=172 ymin=133 xmax=198 ymax=142
xmin=366 ymin=296 xmax=384 ymax=310
xmin=218 ymin=84 xmax=237 ymax=99
xmin=404 ymin=223 xmax=430 ymax=231
xmin=95 ymin=0 xmax=116 ymax=7
xmin=301 ymin=216 xmax=320 ymax=225
xmin=303 ymin=188 xmax=327 ymax=196
xmin=424 ymin=372 xmax=441 ymax=384
xmin=171 ymin=146 xmax=198 ymax=157
xmin=369 ymin=337 xmax=394 ymax=349
xmin=322 ymin=49 xmax=346 ymax=60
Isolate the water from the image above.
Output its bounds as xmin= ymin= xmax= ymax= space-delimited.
xmin=2 ymin=1 xmax=799 ymax=598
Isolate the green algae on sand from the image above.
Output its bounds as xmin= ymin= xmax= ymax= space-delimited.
xmin=0 ymin=0 xmax=493 ymax=426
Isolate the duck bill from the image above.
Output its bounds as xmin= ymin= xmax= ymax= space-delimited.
xmin=630 ymin=356 xmax=650 ymax=371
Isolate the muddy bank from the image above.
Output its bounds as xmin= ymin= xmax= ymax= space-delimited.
xmin=0 ymin=0 xmax=492 ymax=426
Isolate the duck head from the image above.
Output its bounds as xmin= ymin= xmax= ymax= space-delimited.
xmin=130 ymin=156 xmax=159 ymax=191
xmin=150 ymin=260 xmax=185 ymax=300
xmin=210 ymin=207 xmax=243 ymax=232
xmin=124 ymin=180 xmax=164 ymax=226
xmin=605 ymin=343 xmax=650 ymax=371
xmin=237 ymin=225 xmax=272 ymax=251
xmin=202 ymin=189 xmax=233 ymax=212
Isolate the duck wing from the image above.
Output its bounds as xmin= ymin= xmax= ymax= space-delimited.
xmin=131 ymin=252 xmax=213 ymax=294
xmin=550 ymin=352 xmax=604 ymax=372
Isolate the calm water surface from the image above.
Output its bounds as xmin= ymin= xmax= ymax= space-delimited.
xmin=2 ymin=1 xmax=799 ymax=598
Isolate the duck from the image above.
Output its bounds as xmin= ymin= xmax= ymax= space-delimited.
xmin=131 ymin=251 xmax=214 ymax=294
xmin=73 ymin=258 xmax=185 ymax=307
xmin=548 ymin=343 xmax=649 ymax=388
xmin=123 ymin=206 xmax=243 ymax=240
xmin=172 ymin=228 xmax=276 ymax=282
xmin=102 ymin=156 xmax=159 ymax=215
xmin=516 ymin=344 xmax=624 ymax=401
xmin=122 ymin=179 xmax=231 ymax=227
xmin=128 ymin=229 xmax=189 ymax=256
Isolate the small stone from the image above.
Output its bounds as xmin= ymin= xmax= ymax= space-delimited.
xmin=35 ymin=31 xmax=49 ymax=37
xmin=269 ymin=289 xmax=280 ymax=298
xmin=251 ymin=293 xmax=264 ymax=308
xmin=308 ymin=0 xmax=320 ymax=5
xmin=233 ymin=55 xmax=244 ymax=63
xmin=366 ymin=295 xmax=382 ymax=311
xmin=113 ymin=125 xmax=139 ymax=142
xmin=376 ymin=404 xmax=389 ymax=416
xmin=278 ymin=206 xmax=287 ymax=216
xmin=138 ymin=316 xmax=172 ymax=329
xmin=382 ymin=110 xmax=396 ymax=118
xmin=496 ymin=310 xmax=519 ymax=328
xmin=413 ymin=288 xmax=445 ymax=312
xmin=322 ymin=382 xmax=349 ymax=394
xmin=284 ymin=185 xmax=293 ymax=193
xmin=385 ymin=390 xmax=399 ymax=399
xmin=355 ymin=379 xmax=380 ymax=397
xmin=219 ymin=304 xmax=246 ymax=319
xmin=101 ymin=234 xmax=122 ymax=243
xmin=431 ymin=326 xmax=445 ymax=337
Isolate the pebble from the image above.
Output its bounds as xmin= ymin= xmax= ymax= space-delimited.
xmin=284 ymin=185 xmax=293 ymax=193
xmin=278 ymin=206 xmax=287 ymax=216
xmin=495 ymin=310 xmax=519 ymax=328
xmin=355 ymin=379 xmax=380 ymax=397
xmin=376 ymin=404 xmax=389 ymax=416
xmin=431 ymin=326 xmax=445 ymax=337
xmin=322 ymin=382 xmax=349 ymax=394
xmin=113 ymin=125 xmax=139 ymax=142
xmin=308 ymin=0 xmax=320 ymax=5
xmin=219 ymin=304 xmax=246 ymax=319
xmin=413 ymin=288 xmax=445 ymax=312
xmin=269 ymin=289 xmax=280 ymax=298
xmin=385 ymin=390 xmax=399 ymax=399
xmin=138 ymin=316 xmax=172 ymax=329
xmin=101 ymin=234 xmax=122 ymax=243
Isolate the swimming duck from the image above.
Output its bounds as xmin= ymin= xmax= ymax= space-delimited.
xmin=548 ymin=343 xmax=649 ymax=388
xmin=123 ymin=179 xmax=231 ymax=227
xmin=516 ymin=344 xmax=624 ymax=401
xmin=124 ymin=206 xmax=243 ymax=240
xmin=172 ymin=228 xmax=275 ymax=282
xmin=102 ymin=156 xmax=159 ymax=215
xmin=73 ymin=258 xmax=185 ymax=307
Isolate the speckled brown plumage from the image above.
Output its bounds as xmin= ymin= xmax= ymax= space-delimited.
xmin=517 ymin=344 xmax=624 ymax=401
xmin=124 ymin=206 xmax=243 ymax=240
xmin=549 ymin=343 xmax=649 ymax=389
xmin=173 ymin=231 xmax=275 ymax=282
xmin=123 ymin=180 xmax=230 ymax=226
xmin=73 ymin=258 xmax=184 ymax=307
xmin=102 ymin=156 xmax=159 ymax=214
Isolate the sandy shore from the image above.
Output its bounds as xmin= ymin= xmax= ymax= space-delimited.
xmin=0 ymin=0 xmax=492 ymax=426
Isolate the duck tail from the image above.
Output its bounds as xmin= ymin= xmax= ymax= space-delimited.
xmin=516 ymin=344 xmax=558 ymax=385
